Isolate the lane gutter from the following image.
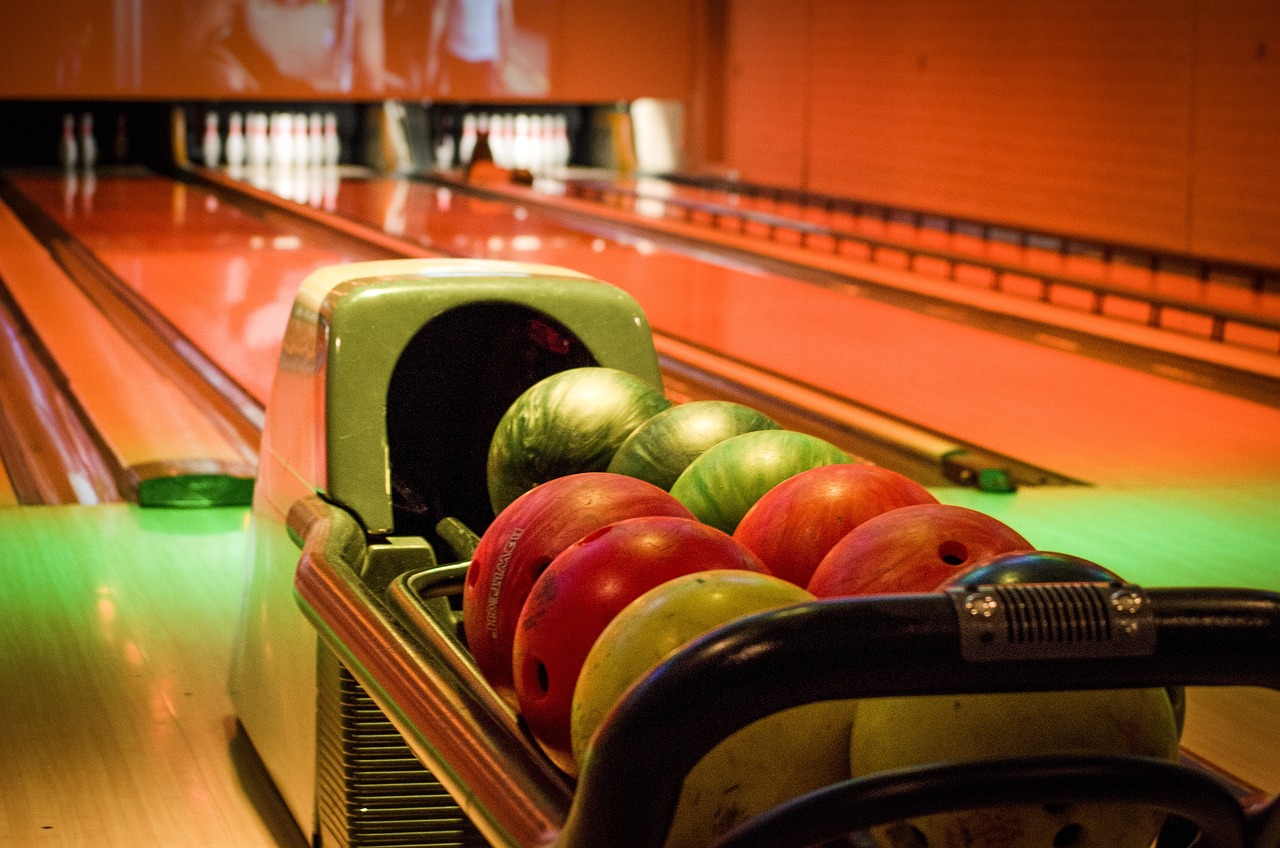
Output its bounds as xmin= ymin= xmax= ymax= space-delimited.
xmin=0 ymin=272 xmax=123 ymax=504
xmin=0 ymin=174 xmax=261 ymax=507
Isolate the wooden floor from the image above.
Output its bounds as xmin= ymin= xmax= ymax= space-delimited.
xmin=0 ymin=504 xmax=306 ymax=848
xmin=1 ymin=500 xmax=1275 ymax=848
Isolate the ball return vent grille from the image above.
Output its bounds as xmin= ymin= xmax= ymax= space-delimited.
xmin=316 ymin=647 xmax=487 ymax=848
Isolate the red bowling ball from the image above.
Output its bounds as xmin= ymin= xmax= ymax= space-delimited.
xmin=733 ymin=463 xmax=938 ymax=587
xmin=808 ymin=503 xmax=1032 ymax=597
xmin=512 ymin=515 xmax=766 ymax=773
xmin=462 ymin=472 xmax=693 ymax=705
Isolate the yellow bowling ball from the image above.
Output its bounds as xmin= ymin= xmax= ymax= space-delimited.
xmin=849 ymin=688 xmax=1180 ymax=848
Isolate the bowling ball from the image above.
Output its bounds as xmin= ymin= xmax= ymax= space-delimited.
xmin=513 ymin=516 xmax=766 ymax=772
xmin=849 ymin=688 xmax=1180 ymax=848
xmin=808 ymin=504 xmax=1031 ymax=597
xmin=571 ymin=571 xmax=855 ymax=848
xmin=462 ymin=472 xmax=693 ymax=705
xmin=487 ymin=367 xmax=671 ymax=515
xmin=733 ymin=464 xmax=938 ymax=588
xmin=941 ymin=549 xmax=1123 ymax=589
xmin=669 ymin=430 xmax=853 ymax=534
xmin=607 ymin=400 xmax=780 ymax=491
xmin=571 ymin=569 xmax=814 ymax=768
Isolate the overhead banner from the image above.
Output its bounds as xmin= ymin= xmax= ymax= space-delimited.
xmin=1 ymin=0 xmax=693 ymax=102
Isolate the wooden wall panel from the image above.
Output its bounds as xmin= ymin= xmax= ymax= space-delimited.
xmin=803 ymin=0 xmax=1193 ymax=252
xmin=551 ymin=0 xmax=697 ymax=101
xmin=686 ymin=0 xmax=730 ymax=170
xmin=0 ymin=0 xmax=699 ymax=103
xmin=1189 ymin=1 xmax=1280 ymax=267
xmin=718 ymin=0 xmax=1280 ymax=267
xmin=723 ymin=0 xmax=809 ymax=186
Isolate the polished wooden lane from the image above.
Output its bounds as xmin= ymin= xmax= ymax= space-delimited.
xmin=314 ymin=175 xmax=1280 ymax=483
xmin=622 ymin=175 xmax=1280 ymax=326
xmin=0 ymin=504 xmax=306 ymax=848
xmin=6 ymin=172 xmax=380 ymax=405
xmin=501 ymin=175 xmax=1280 ymax=386
xmin=0 ymin=197 xmax=251 ymax=479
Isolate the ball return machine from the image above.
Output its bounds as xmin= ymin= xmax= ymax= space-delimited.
xmin=232 ymin=259 xmax=1280 ymax=848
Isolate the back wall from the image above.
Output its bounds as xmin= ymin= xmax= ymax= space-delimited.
xmin=720 ymin=0 xmax=1280 ymax=268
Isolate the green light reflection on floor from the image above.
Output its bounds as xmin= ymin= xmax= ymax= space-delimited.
xmin=932 ymin=483 xmax=1280 ymax=592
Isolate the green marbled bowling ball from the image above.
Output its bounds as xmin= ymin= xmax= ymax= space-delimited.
xmin=607 ymin=401 xmax=780 ymax=491
xmin=670 ymin=429 xmax=852 ymax=534
xmin=487 ymin=367 xmax=671 ymax=515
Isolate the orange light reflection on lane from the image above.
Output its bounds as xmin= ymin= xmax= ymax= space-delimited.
xmin=324 ymin=176 xmax=1280 ymax=487
xmin=13 ymin=173 xmax=370 ymax=404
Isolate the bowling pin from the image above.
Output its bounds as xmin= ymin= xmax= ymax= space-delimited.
xmin=202 ymin=112 xmax=221 ymax=168
xmin=435 ymin=133 xmax=456 ymax=170
xmin=553 ymin=114 xmax=571 ymax=168
xmin=293 ymin=112 xmax=310 ymax=167
xmin=59 ymin=113 xmax=78 ymax=170
xmin=272 ymin=112 xmax=294 ymax=168
xmin=544 ymin=114 xmax=558 ymax=170
xmin=528 ymin=114 xmax=545 ymax=174
xmin=268 ymin=112 xmax=280 ymax=166
xmin=243 ymin=113 xmax=257 ymax=168
xmin=245 ymin=113 xmax=266 ymax=168
xmin=513 ymin=113 xmax=531 ymax=171
xmin=225 ymin=112 xmax=246 ymax=169
xmin=323 ymin=113 xmax=340 ymax=166
xmin=487 ymin=113 xmax=505 ymax=167
xmin=501 ymin=114 xmax=516 ymax=168
xmin=257 ymin=112 xmax=272 ymax=166
xmin=308 ymin=113 xmax=324 ymax=167
xmin=459 ymin=113 xmax=477 ymax=167
xmin=79 ymin=113 xmax=97 ymax=170
xmin=545 ymin=113 xmax=559 ymax=170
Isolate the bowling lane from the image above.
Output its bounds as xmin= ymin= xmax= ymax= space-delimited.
xmin=0 ymin=194 xmax=254 ymax=482
xmin=514 ymin=175 xmax=1280 ymax=387
xmin=566 ymin=174 xmax=1280 ymax=327
xmin=317 ymin=173 xmax=1280 ymax=490
xmin=5 ymin=170 xmax=394 ymax=405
